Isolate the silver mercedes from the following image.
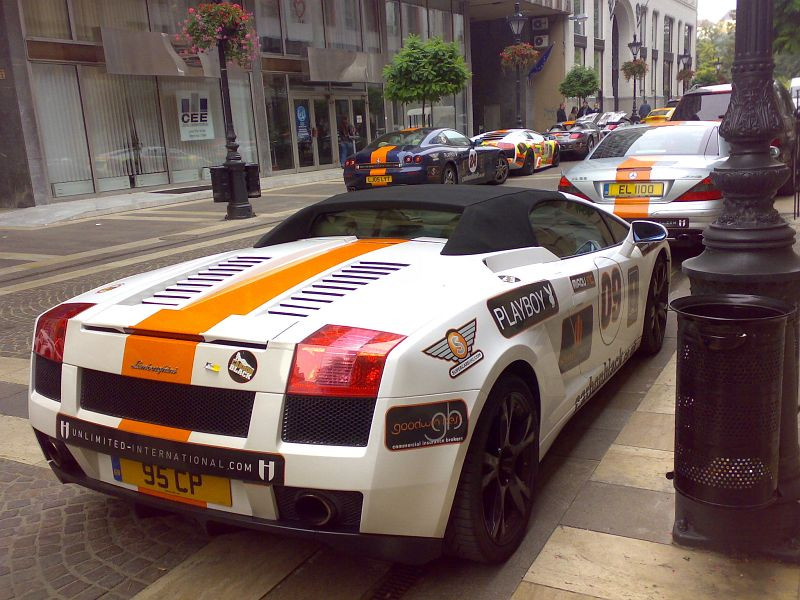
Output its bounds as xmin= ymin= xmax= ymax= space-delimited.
xmin=558 ymin=121 xmax=728 ymax=246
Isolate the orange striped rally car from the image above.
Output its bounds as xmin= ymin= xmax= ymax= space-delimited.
xmin=471 ymin=129 xmax=560 ymax=175
xmin=558 ymin=121 xmax=728 ymax=246
xmin=343 ymin=127 xmax=509 ymax=190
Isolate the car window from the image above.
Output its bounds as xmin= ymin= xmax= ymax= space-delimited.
xmin=443 ymin=130 xmax=471 ymax=147
xmin=672 ymin=92 xmax=730 ymax=121
xmin=309 ymin=208 xmax=461 ymax=240
xmin=430 ymin=133 xmax=448 ymax=145
xmin=364 ymin=128 xmax=431 ymax=151
xmin=600 ymin=212 xmax=631 ymax=243
xmin=591 ymin=125 xmax=712 ymax=158
xmin=529 ymin=200 xmax=615 ymax=258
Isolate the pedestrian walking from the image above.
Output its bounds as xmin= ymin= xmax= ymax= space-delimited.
xmin=338 ymin=116 xmax=355 ymax=167
xmin=639 ymin=101 xmax=652 ymax=119
xmin=556 ymin=102 xmax=567 ymax=123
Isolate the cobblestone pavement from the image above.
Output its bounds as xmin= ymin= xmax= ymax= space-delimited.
xmin=0 ymin=459 xmax=210 ymax=600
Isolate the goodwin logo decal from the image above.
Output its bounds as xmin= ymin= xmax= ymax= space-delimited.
xmin=599 ymin=264 xmax=623 ymax=345
xmin=130 ymin=361 xmax=178 ymax=376
xmin=423 ymin=320 xmax=484 ymax=378
xmin=559 ymin=306 xmax=594 ymax=373
xmin=228 ymin=350 xmax=257 ymax=383
xmin=385 ymin=400 xmax=468 ymax=451
xmin=627 ymin=266 xmax=640 ymax=327
xmin=487 ymin=280 xmax=559 ymax=338
xmin=570 ymin=271 xmax=596 ymax=292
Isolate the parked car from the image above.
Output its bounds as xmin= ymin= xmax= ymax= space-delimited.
xmin=29 ymin=184 xmax=669 ymax=564
xmin=558 ymin=121 xmax=729 ymax=246
xmin=472 ymin=128 xmax=560 ymax=175
xmin=343 ymin=128 xmax=508 ymax=190
xmin=597 ymin=112 xmax=632 ymax=138
xmin=671 ymin=82 xmax=798 ymax=194
xmin=547 ymin=121 xmax=601 ymax=158
xmin=643 ymin=107 xmax=675 ymax=124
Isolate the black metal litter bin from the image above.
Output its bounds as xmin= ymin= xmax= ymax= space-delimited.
xmin=670 ymin=294 xmax=795 ymax=508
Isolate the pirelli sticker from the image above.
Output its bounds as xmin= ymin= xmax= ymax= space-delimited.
xmin=56 ymin=415 xmax=284 ymax=485
xmin=487 ymin=280 xmax=559 ymax=338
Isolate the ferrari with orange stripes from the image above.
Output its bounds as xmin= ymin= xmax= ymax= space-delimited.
xmin=343 ymin=127 xmax=508 ymax=190
xmin=29 ymin=185 xmax=669 ymax=565
xmin=558 ymin=121 xmax=728 ymax=246
xmin=471 ymin=129 xmax=560 ymax=176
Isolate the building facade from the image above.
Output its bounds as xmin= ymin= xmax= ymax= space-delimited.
xmin=0 ymin=0 xmax=469 ymax=208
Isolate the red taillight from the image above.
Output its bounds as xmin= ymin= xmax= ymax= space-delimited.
xmin=569 ymin=133 xmax=582 ymax=139
xmin=675 ymin=176 xmax=723 ymax=202
xmin=287 ymin=325 xmax=406 ymax=397
xmin=33 ymin=303 xmax=94 ymax=363
xmin=771 ymin=138 xmax=781 ymax=148
xmin=404 ymin=155 xmax=413 ymax=164
xmin=558 ymin=176 xmax=590 ymax=200
xmin=606 ymin=124 xmax=619 ymax=130
xmin=414 ymin=155 xmax=423 ymax=163
xmin=345 ymin=158 xmax=356 ymax=168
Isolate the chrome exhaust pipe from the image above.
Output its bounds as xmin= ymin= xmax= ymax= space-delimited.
xmin=295 ymin=493 xmax=337 ymax=527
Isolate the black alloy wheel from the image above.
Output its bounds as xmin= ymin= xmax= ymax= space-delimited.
xmin=639 ymin=253 xmax=669 ymax=356
xmin=445 ymin=375 xmax=538 ymax=563
xmin=442 ymin=164 xmax=457 ymax=184
xmin=520 ymin=151 xmax=535 ymax=176
xmin=553 ymin=145 xmax=561 ymax=167
xmin=491 ymin=155 xmax=509 ymax=185
xmin=585 ymin=137 xmax=595 ymax=158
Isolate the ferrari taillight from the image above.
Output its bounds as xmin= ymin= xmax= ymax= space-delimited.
xmin=287 ymin=325 xmax=406 ymax=397
xmin=404 ymin=155 xmax=413 ymax=164
xmin=558 ymin=176 xmax=590 ymax=200
xmin=674 ymin=176 xmax=723 ymax=202
xmin=33 ymin=303 xmax=94 ymax=363
xmin=606 ymin=124 xmax=619 ymax=131
xmin=569 ymin=133 xmax=582 ymax=139
xmin=414 ymin=155 xmax=423 ymax=163
xmin=345 ymin=158 xmax=356 ymax=168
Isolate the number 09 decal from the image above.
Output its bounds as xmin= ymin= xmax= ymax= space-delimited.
xmin=599 ymin=265 xmax=623 ymax=345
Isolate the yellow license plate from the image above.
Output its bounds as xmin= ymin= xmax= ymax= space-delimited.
xmin=366 ymin=175 xmax=393 ymax=184
xmin=605 ymin=182 xmax=664 ymax=197
xmin=115 ymin=457 xmax=232 ymax=506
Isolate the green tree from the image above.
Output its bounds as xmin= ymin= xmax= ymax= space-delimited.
xmin=383 ymin=35 xmax=471 ymax=127
xmin=694 ymin=20 xmax=735 ymax=85
xmin=558 ymin=65 xmax=600 ymax=104
xmin=774 ymin=0 xmax=800 ymax=55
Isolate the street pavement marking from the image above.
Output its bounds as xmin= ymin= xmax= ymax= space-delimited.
xmin=0 ymin=357 xmax=30 ymax=385
xmin=525 ymin=526 xmax=800 ymax=600
xmin=590 ymin=444 xmax=674 ymax=494
xmin=138 ymin=210 xmax=226 ymax=217
xmin=133 ymin=532 xmax=318 ymax=600
xmin=0 ymin=209 xmax=296 ymax=290
xmin=101 ymin=215 xmax=215 ymax=223
xmin=0 ymin=414 xmax=48 ymax=467
xmin=0 ymin=252 xmax=58 ymax=261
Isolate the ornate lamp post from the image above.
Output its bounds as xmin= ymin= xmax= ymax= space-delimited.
xmin=627 ymin=35 xmax=642 ymax=120
xmin=678 ymin=52 xmax=691 ymax=94
xmin=679 ymin=0 xmax=800 ymax=561
xmin=714 ymin=57 xmax=722 ymax=81
xmin=507 ymin=2 xmax=527 ymax=128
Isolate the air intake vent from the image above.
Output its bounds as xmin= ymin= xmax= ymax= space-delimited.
xmin=267 ymin=260 xmax=409 ymax=318
xmin=142 ymin=255 xmax=272 ymax=307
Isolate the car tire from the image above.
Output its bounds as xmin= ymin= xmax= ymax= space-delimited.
xmin=441 ymin=163 xmax=458 ymax=185
xmin=520 ymin=151 xmax=535 ymax=176
xmin=490 ymin=155 xmax=510 ymax=185
xmin=553 ymin=146 xmax=561 ymax=167
xmin=638 ymin=252 xmax=669 ymax=356
xmin=445 ymin=374 xmax=539 ymax=563
xmin=584 ymin=138 xmax=595 ymax=158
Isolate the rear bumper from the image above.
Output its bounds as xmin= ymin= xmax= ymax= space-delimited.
xmin=343 ymin=166 xmax=432 ymax=190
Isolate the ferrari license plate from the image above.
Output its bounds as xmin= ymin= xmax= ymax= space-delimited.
xmin=604 ymin=182 xmax=664 ymax=198
xmin=113 ymin=456 xmax=232 ymax=506
xmin=366 ymin=175 xmax=392 ymax=184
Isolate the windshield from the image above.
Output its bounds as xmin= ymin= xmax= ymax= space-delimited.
xmin=672 ymin=92 xmax=730 ymax=121
xmin=364 ymin=129 xmax=432 ymax=151
xmin=591 ymin=126 xmax=711 ymax=158
xmin=309 ymin=208 xmax=461 ymax=240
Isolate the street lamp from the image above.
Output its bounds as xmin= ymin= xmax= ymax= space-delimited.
xmin=714 ymin=57 xmax=722 ymax=81
xmin=678 ymin=51 xmax=691 ymax=93
xmin=210 ymin=0 xmax=255 ymax=220
xmin=627 ymin=34 xmax=642 ymax=121
xmin=679 ymin=0 xmax=800 ymax=562
xmin=507 ymin=2 xmax=527 ymax=128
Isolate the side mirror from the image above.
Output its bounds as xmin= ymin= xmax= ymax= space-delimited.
xmin=619 ymin=220 xmax=668 ymax=257
xmin=770 ymin=145 xmax=781 ymax=158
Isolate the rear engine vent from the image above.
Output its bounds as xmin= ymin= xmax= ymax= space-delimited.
xmin=142 ymin=255 xmax=272 ymax=307
xmin=34 ymin=355 xmax=62 ymax=401
xmin=281 ymin=395 xmax=377 ymax=446
xmin=267 ymin=260 xmax=409 ymax=318
xmin=81 ymin=369 xmax=255 ymax=437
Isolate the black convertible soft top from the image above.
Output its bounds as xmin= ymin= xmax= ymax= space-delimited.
xmin=254 ymin=185 xmax=569 ymax=255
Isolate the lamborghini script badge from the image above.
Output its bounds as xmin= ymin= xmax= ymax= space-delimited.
xmin=423 ymin=319 xmax=484 ymax=378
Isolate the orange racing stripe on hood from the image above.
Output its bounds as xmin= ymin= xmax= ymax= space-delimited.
xmin=613 ymin=157 xmax=656 ymax=219
xmin=131 ymin=239 xmax=406 ymax=338
xmin=369 ymin=145 xmax=397 ymax=185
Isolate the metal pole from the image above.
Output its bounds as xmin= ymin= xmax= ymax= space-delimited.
xmin=515 ymin=60 xmax=522 ymax=129
xmin=632 ymin=75 xmax=637 ymax=122
xmin=217 ymin=30 xmax=254 ymax=219
xmin=678 ymin=0 xmax=800 ymax=562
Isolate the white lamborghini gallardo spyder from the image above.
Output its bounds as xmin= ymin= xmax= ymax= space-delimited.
xmin=29 ymin=185 xmax=669 ymax=564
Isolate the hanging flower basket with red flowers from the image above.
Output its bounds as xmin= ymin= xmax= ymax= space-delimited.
xmin=500 ymin=43 xmax=540 ymax=70
xmin=677 ymin=68 xmax=695 ymax=83
xmin=621 ymin=58 xmax=648 ymax=81
xmin=177 ymin=2 xmax=257 ymax=68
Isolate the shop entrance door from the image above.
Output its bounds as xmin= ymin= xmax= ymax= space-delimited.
xmin=292 ymin=97 xmax=334 ymax=170
xmin=333 ymin=97 xmax=370 ymax=165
